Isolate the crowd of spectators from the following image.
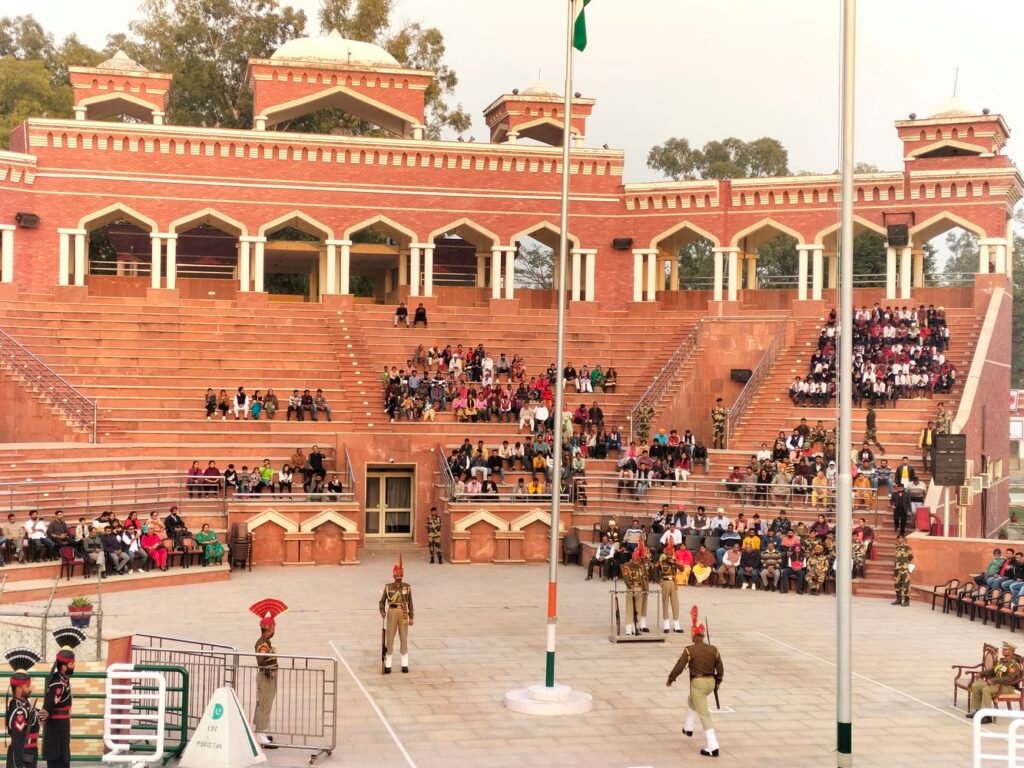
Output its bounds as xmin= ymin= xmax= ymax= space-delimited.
xmin=446 ymin=436 xmax=587 ymax=504
xmin=204 ymin=386 xmax=333 ymax=422
xmin=586 ymin=507 xmax=876 ymax=595
xmin=186 ymin=446 xmax=345 ymax=500
xmin=788 ymin=303 xmax=955 ymax=408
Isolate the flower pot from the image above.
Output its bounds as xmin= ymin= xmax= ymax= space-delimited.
xmin=68 ymin=605 xmax=92 ymax=629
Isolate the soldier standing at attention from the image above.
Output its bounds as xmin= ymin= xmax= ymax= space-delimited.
xmin=250 ymin=598 xmax=287 ymax=749
xmin=892 ymin=535 xmax=913 ymax=607
xmin=864 ymin=403 xmax=885 ymax=454
xmin=42 ymin=627 xmax=85 ymax=768
xmin=711 ymin=398 xmax=727 ymax=450
xmin=935 ymin=401 xmax=950 ymax=435
xmin=379 ymin=556 xmax=414 ymax=673
xmin=426 ymin=507 xmax=443 ymax=564
xmin=620 ymin=541 xmax=650 ymax=635
xmin=666 ymin=607 xmax=724 ymax=758
xmin=658 ymin=541 xmax=683 ymax=634
xmin=5 ymin=648 xmax=44 ymax=768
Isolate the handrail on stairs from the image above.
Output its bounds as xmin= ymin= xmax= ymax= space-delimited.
xmin=0 ymin=327 xmax=99 ymax=442
xmin=628 ymin=320 xmax=705 ymax=444
xmin=725 ymin=320 xmax=788 ymax=447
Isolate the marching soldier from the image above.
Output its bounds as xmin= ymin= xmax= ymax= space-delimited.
xmin=620 ymin=541 xmax=650 ymax=635
xmin=711 ymin=399 xmax=727 ymax=450
xmin=379 ymin=555 xmax=414 ymax=673
xmin=42 ymin=626 xmax=85 ymax=768
xmin=426 ymin=507 xmax=443 ymax=564
xmin=6 ymin=648 xmax=44 ymax=768
xmin=864 ymin=404 xmax=885 ymax=454
xmin=893 ymin=535 xmax=913 ymax=607
xmin=666 ymin=606 xmax=724 ymax=758
xmin=658 ymin=541 xmax=683 ymax=634
xmin=250 ymin=598 xmax=287 ymax=749
xmin=935 ymin=402 xmax=950 ymax=436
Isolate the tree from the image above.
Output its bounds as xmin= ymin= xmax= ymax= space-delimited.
xmin=0 ymin=57 xmax=71 ymax=149
xmin=514 ymin=245 xmax=553 ymax=289
xmin=646 ymin=135 xmax=788 ymax=180
xmin=942 ymin=228 xmax=978 ymax=281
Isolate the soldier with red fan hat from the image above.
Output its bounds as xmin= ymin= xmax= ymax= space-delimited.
xmin=42 ymin=626 xmax=85 ymax=768
xmin=666 ymin=606 xmax=724 ymax=758
xmin=5 ymin=647 xmax=44 ymax=768
xmin=658 ymin=540 xmax=683 ymax=634
xmin=250 ymin=598 xmax=287 ymax=750
xmin=620 ymin=540 xmax=650 ymax=635
xmin=378 ymin=555 xmax=414 ymax=674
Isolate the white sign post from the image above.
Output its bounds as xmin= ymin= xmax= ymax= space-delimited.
xmin=179 ymin=687 xmax=267 ymax=768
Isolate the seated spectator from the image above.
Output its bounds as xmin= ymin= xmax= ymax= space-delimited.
xmin=693 ymin=545 xmax=716 ymax=586
xmin=781 ymin=545 xmax=806 ymax=594
xmin=301 ymin=389 xmax=317 ymax=421
xmin=674 ymin=545 xmax=694 ymax=586
xmin=140 ymin=529 xmax=168 ymax=571
xmin=216 ymin=389 xmax=230 ymax=420
xmin=603 ymin=366 xmax=617 ymax=393
xmin=164 ymin=507 xmax=192 ymax=550
xmin=327 ymin=474 xmax=344 ymax=501
xmin=760 ymin=542 xmax=783 ymax=591
xmin=314 ymin=389 xmax=333 ymax=422
xmin=204 ymin=388 xmax=217 ymax=420
xmin=256 ymin=459 xmax=274 ymax=494
xmin=203 ymin=461 xmax=221 ymax=497
xmin=46 ymin=510 xmax=73 ymax=551
xmin=101 ymin=525 xmax=130 ymax=576
xmin=622 ymin=519 xmax=645 ymax=554
xmin=770 ymin=510 xmax=791 ymax=535
xmin=394 ymin=301 xmax=410 ymax=327
xmin=977 ymin=548 xmax=1007 ymax=586
xmin=187 ymin=461 xmax=203 ymax=498
xmin=286 ymin=390 xmax=302 ymax=420
xmin=119 ymin=528 xmax=147 ymax=572
xmin=237 ymin=466 xmax=256 ymax=495
xmin=264 ymin=389 xmax=279 ymax=419
xmin=251 ymin=391 xmax=263 ymax=420
xmin=82 ymin=526 xmax=105 ymax=576
xmin=233 ymin=386 xmax=250 ymax=420
xmin=223 ymin=464 xmax=238 ymax=495
xmin=412 ymin=303 xmax=428 ymax=327
xmin=739 ymin=543 xmax=761 ymax=590
xmin=25 ymin=511 xmax=55 ymax=561
xmin=806 ymin=545 xmax=830 ymax=595
xmin=195 ymin=524 xmax=225 ymax=566
xmin=278 ymin=465 xmax=294 ymax=495
xmin=718 ymin=544 xmax=741 ymax=588
xmin=810 ymin=514 xmax=831 ymax=542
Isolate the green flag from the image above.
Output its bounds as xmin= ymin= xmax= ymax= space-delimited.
xmin=572 ymin=0 xmax=593 ymax=52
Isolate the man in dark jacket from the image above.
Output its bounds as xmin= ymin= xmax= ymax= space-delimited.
xmin=890 ymin=485 xmax=913 ymax=537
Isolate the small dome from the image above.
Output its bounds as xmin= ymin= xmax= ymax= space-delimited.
xmin=271 ymin=29 xmax=399 ymax=67
xmin=96 ymin=50 xmax=148 ymax=72
xmin=929 ymin=97 xmax=975 ymax=119
xmin=521 ymin=80 xmax=558 ymax=97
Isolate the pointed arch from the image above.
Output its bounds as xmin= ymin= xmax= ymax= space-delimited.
xmin=907 ymin=139 xmax=989 ymax=159
xmin=301 ymin=509 xmax=358 ymax=533
xmin=649 ymin=219 xmax=722 ymax=249
xmin=453 ymin=509 xmax=509 ymax=532
xmin=259 ymin=210 xmax=333 ymax=240
xmin=729 ymin=217 xmax=805 ymax=248
xmin=510 ymin=508 xmax=566 ymax=533
xmin=169 ymin=208 xmax=248 ymax=237
xmin=76 ymin=92 xmax=160 ymax=123
xmin=812 ymin=215 xmax=886 ymax=245
xmin=426 ymin=217 xmax=500 ymax=250
xmin=343 ymin=214 xmax=417 ymax=244
xmin=78 ymin=203 xmax=158 ymax=233
xmin=910 ymin=211 xmax=987 ymax=242
xmin=508 ymin=220 xmax=581 ymax=250
xmin=258 ymin=84 xmax=419 ymax=138
xmin=244 ymin=509 xmax=299 ymax=534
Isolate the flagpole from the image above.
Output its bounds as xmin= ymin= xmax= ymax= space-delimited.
xmin=544 ymin=0 xmax=577 ymax=689
xmin=836 ymin=0 xmax=856 ymax=766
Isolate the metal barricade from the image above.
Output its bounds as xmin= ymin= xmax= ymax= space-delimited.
xmin=608 ymin=582 xmax=665 ymax=644
xmin=973 ymin=707 xmax=1024 ymax=767
xmin=103 ymin=663 xmax=167 ymax=765
xmin=132 ymin=635 xmax=336 ymax=764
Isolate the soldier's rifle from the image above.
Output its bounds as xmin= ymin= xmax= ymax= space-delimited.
xmin=705 ymin=617 xmax=721 ymax=710
xmin=612 ymin=575 xmax=621 ymax=636
xmin=380 ymin=613 xmax=387 ymax=675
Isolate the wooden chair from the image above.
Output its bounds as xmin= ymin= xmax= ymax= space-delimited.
xmin=180 ymin=537 xmax=203 ymax=568
xmin=562 ymin=534 xmax=582 ymax=566
xmin=982 ymin=588 xmax=1005 ymax=626
xmin=58 ymin=546 xmax=83 ymax=581
xmin=1011 ymin=602 xmax=1024 ymax=633
xmin=162 ymin=538 xmax=186 ymax=569
xmin=996 ymin=592 xmax=1017 ymax=630
xmin=229 ymin=533 xmax=253 ymax=572
xmin=952 ymin=643 xmax=998 ymax=710
xmin=931 ymin=578 xmax=962 ymax=613
xmin=956 ymin=584 xmax=981 ymax=619
xmin=965 ymin=585 xmax=991 ymax=622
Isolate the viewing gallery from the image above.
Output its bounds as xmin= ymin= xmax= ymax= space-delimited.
xmin=0 ymin=30 xmax=1016 ymax=601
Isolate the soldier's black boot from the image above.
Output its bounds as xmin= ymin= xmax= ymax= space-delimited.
xmin=902 ymin=599 xmax=910 ymax=607
xmin=429 ymin=555 xmax=434 ymax=564
xmin=438 ymin=556 xmax=443 ymax=564
xmin=891 ymin=599 xmax=901 ymax=605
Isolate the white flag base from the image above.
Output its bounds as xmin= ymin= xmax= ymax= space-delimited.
xmin=504 ymin=683 xmax=593 ymax=716
xmin=179 ymin=687 xmax=267 ymax=768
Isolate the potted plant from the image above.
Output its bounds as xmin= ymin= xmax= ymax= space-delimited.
xmin=67 ymin=596 xmax=93 ymax=629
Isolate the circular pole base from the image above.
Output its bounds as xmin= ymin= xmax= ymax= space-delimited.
xmin=504 ymin=683 xmax=594 ymax=716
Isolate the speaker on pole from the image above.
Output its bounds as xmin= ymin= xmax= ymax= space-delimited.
xmin=886 ymin=224 xmax=909 ymax=247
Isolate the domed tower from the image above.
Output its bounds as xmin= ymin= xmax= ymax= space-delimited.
xmin=895 ymin=98 xmax=1012 ymax=170
xmin=483 ymin=80 xmax=595 ymax=145
xmin=68 ymin=51 xmax=172 ymax=124
xmin=245 ymin=29 xmax=435 ymax=139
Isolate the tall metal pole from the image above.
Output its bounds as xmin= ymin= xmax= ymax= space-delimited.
xmin=545 ymin=0 xmax=576 ymax=688
xmin=836 ymin=0 xmax=857 ymax=766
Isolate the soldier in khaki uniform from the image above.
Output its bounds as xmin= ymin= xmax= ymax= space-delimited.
xmin=658 ymin=541 xmax=683 ymax=633
xmin=666 ymin=607 xmax=724 ymax=758
xmin=711 ymin=398 xmax=727 ymax=450
xmin=379 ymin=556 xmax=415 ymax=673
xmin=969 ymin=641 xmax=1023 ymax=722
xmin=620 ymin=541 xmax=650 ymax=635
xmin=250 ymin=598 xmax=287 ymax=749
xmin=935 ymin=402 xmax=950 ymax=436
xmin=892 ymin=535 xmax=913 ymax=607
xmin=426 ymin=507 xmax=443 ymax=564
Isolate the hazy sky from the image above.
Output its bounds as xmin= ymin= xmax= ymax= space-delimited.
xmin=25 ymin=0 xmax=1024 ymax=182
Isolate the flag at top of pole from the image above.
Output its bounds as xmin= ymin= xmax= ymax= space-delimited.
xmin=573 ymin=0 xmax=594 ymax=51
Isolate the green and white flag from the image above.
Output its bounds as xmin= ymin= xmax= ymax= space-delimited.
xmin=572 ymin=0 xmax=593 ymax=52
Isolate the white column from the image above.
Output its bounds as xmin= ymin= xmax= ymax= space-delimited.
xmin=645 ymin=251 xmax=657 ymax=301
xmin=398 ymin=249 xmax=409 ymax=286
xmin=797 ymin=246 xmax=809 ymax=301
xmin=912 ymin=248 xmax=924 ymax=288
xmin=885 ymin=246 xmax=897 ymax=299
xmin=632 ymin=251 xmax=643 ymax=302
xmin=584 ymin=251 xmax=596 ymax=302
xmin=409 ymin=245 xmax=421 ymax=297
xmin=339 ymin=239 xmax=352 ymax=294
xmin=1008 ymin=219 xmax=1016 ymax=280
xmin=164 ymin=233 xmax=177 ymax=290
xmin=571 ymin=249 xmax=582 ymax=302
xmin=490 ymin=248 xmax=502 ymax=300
xmin=73 ymin=232 xmax=86 ymax=287
xmin=745 ymin=254 xmax=757 ymax=290
xmin=712 ymin=248 xmax=724 ymax=302
xmin=899 ymin=246 xmax=912 ymax=299
xmin=811 ymin=246 xmax=823 ymax=300
xmin=0 ymin=226 xmax=13 ymax=283
xmin=324 ymin=240 xmax=337 ymax=295
xmin=253 ymin=237 xmax=265 ymax=292
xmin=727 ymin=249 xmax=739 ymax=302
xmin=57 ymin=231 xmax=70 ymax=286
xmin=423 ymin=246 xmax=434 ymax=297
xmin=149 ymin=234 xmax=162 ymax=290
xmin=827 ymin=253 xmax=838 ymax=289
xmin=238 ymin=239 xmax=251 ymax=292
xmin=504 ymin=247 xmax=515 ymax=299
xmin=993 ymin=241 xmax=1008 ymax=275
xmin=979 ymin=242 xmax=990 ymax=274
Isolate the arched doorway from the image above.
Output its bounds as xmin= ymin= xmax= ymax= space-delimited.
xmin=427 ymin=219 xmax=500 ymax=299
xmin=343 ymin=216 xmax=416 ymax=303
xmin=75 ymin=204 xmax=158 ymax=294
xmin=259 ymin=212 xmax=334 ymax=302
xmin=650 ymin=221 xmax=720 ymax=293
xmin=168 ymin=209 xmax=247 ymax=297
xmin=730 ymin=219 xmax=804 ymax=291
xmin=509 ymin=221 xmax=581 ymax=308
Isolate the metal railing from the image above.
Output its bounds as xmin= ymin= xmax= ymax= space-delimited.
xmin=344 ymin=444 xmax=357 ymax=499
xmin=629 ymin=320 xmax=705 ymax=443
xmin=0 ymin=326 xmax=99 ymax=441
xmin=0 ymin=473 xmax=204 ymax=516
xmin=436 ymin=442 xmax=456 ymax=500
xmin=726 ymin=320 xmax=788 ymax=445
xmin=89 ymin=260 xmax=236 ymax=280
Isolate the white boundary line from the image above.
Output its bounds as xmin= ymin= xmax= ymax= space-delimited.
xmin=754 ymin=631 xmax=970 ymax=726
xmin=328 ymin=639 xmax=418 ymax=768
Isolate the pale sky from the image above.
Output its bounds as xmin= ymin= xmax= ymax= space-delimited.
xmin=24 ymin=0 xmax=1024 ymax=182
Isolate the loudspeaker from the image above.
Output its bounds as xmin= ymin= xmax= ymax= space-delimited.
xmin=730 ymin=368 xmax=752 ymax=383
xmin=15 ymin=212 xmax=39 ymax=229
xmin=612 ymin=237 xmax=633 ymax=250
xmin=933 ymin=434 xmax=967 ymax=487
xmin=886 ymin=224 xmax=909 ymax=247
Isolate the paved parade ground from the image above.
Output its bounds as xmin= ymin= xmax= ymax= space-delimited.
xmin=90 ymin=561 xmax=992 ymax=768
